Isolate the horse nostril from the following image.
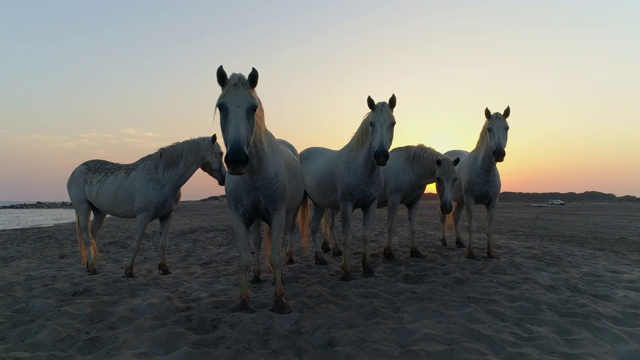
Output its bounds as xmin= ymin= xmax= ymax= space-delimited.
xmin=374 ymin=149 xmax=389 ymax=165
xmin=493 ymin=148 xmax=506 ymax=162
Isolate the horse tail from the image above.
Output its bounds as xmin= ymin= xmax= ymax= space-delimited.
xmin=75 ymin=213 xmax=87 ymax=265
xmin=297 ymin=194 xmax=310 ymax=254
xmin=75 ymin=213 xmax=100 ymax=266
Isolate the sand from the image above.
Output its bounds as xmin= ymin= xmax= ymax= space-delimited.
xmin=1 ymin=199 xmax=639 ymax=359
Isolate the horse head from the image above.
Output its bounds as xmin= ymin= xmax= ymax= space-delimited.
xmin=200 ymin=134 xmax=226 ymax=186
xmin=435 ymin=156 xmax=460 ymax=214
xmin=366 ymin=94 xmax=397 ymax=166
xmin=216 ymin=65 xmax=261 ymax=175
xmin=483 ymin=106 xmax=510 ymax=162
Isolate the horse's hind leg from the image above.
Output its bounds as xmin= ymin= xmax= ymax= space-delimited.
xmin=250 ymin=222 xmax=263 ymax=283
xmin=125 ymin=214 xmax=152 ymax=278
xmin=77 ymin=207 xmax=98 ymax=274
xmin=327 ymin=210 xmax=341 ymax=256
xmin=485 ymin=202 xmax=497 ymax=258
xmin=309 ymin=202 xmax=327 ymax=265
xmin=464 ymin=200 xmax=477 ymax=259
xmin=383 ymin=201 xmax=399 ymax=260
xmin=361 ymin=203 xmax=376 ymax=278
xmin=453 ymin=201 xmax=466 ymax=248
xmin=157 ymin=212 xmax=174 ymax=275
xmin=407 ymin=202 xmax=423 ymax=258
xmin=284 ymin=211 xmax=297 ymax=265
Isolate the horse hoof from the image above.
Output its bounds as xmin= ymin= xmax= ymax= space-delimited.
xmin=251 ymin=275 xmax=262 ymax=284
xmin=465 ymin=251 xmax=476 ymax=260
xmin=441 ymin=240 xmax=448 ymax=246
xmin=321 ymin=242 xmax=331 ymax=253
xmin=124 ymin=269 xmax=135 ymax=278
xmin=341 ymin=270 xmax=353 ymax=281
xmin=383 ymin=247 xmax=395 ymax=261
xmin=456 ymin=240 xmax=466 ymax=248
xmin=487 ymin=253 xmax=495 ymax=259
xmin=410 ymin=248 xmax=424 ymax=258
xmin=286 ymin=256 xmax=295 ymax=265
xmin=270 ymin=296 xmax=292 ymax=314
xmin=332 ymin=248 xmax=343 ymax=257
xmin=158 ymin=263 xmax=172 ymax=275
xmin=314 ymin=253 xmax=327 ymax=265
xmin=362 ymin=267 xmax=375 ymax=278
xmin=88 ymin=265 xmax=98 ymax=275
xmin=232 ymin=298 xmax=254 ymax=314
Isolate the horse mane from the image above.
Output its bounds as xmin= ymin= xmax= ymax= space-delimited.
xmin=393 ymin=144 xmax=442 ymax=167
xmin=348 ymin=112 xmax=373 ymax=149
xmin=140 ymin=137 xmax=209 ymax=173
xmin=476 ymin=120 xmax=490 ymax=148
xmin=217 ymin=73 xmax=271 ymax=150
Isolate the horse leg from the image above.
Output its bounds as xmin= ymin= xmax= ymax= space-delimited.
xmin=339 ymin=202 xmax=354 ymax=281
xmin=361 ymin=203 xmax=376 ymax=277
xmin=268 ymin=210 xmax=291 ymax=314
xmin=439 ymin=208 xmax=448 ymax=246
xmin=125 ymin=214 xmax=152 ymax=278
xmin=383 ymin=201 xmax=399 ymax=260
xmin=407 ymin=201 xmax=423 ymax=258
xmin=250 ymin=222 xmax=263 ymax=283
xmin=321 ymin=209 xmax=331 ymax=252
xmin=453 ymin=201 xmax=466 ymax=248
xmin=485 ymin=202 xmax=497 ymax=258
xmin=77 ymin=207 xmax=97 ymax=274
xmin=231 ymin=216 xmax=254 ymax=313
xmin=464 ymin=199 xmax=477 ymax=259
xmin=309 ymin=202 xmax=327 ymax=265
xmin=284 ymin=210 xmax=297 ymax=265
xmin=157 ymin=212 xmax=174 ymax=275
xmin=327 ymin=210 xmax=342 ymax=256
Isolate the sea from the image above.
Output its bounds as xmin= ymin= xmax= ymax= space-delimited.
xmin=0 ymin=201 xmax=76 ymax=230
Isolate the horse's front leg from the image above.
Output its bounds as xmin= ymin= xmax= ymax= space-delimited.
xmin=157 ymin=212 xmax=174 ymax=275
xmin=125 ymin=214 xmax=153 ymax=277
xmin=407 ymin=201 xmax=423 ymax=258
xmin=339 ymin=202 xmax=354 ymax=281
xmin=268 ymin=210 xmax=291 ymax=314
xmin=230 ymin=215 xmax=254 ymax=313
xmin=383 ymin=200 xmax=399 ymax=260
xmin=361 ymin=202 xmax=376 ymax=277
xmin=485 ymin=202 xmax=497 ymax=258
xmin=309 ymin=202 xmax=327 ymax=265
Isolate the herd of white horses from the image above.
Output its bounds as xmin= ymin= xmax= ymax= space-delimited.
xmin=67 ymin=66 xmax=511 ymax=314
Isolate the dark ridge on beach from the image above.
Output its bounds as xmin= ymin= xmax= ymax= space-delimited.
xmin=422 ymin=191 xmax=640 ymax=203
xmin=0 ymin=201 xmax=73 ymax=210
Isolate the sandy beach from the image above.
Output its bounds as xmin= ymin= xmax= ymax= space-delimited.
xmin=1 ymin=199 xmax=639 ymax=359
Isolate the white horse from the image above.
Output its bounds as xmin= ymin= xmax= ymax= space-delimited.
xmin=300 ymin=94 xmax=396 ymax=281
xmin=67 ymin=135 xmax=226 ymax=276
xmin=440 ymin=106 xmax=511 ymax=259
xmin=215 ymin=65 xmax=309 ymax=314
xmin=320 ymin=145 xmax=460 ymax=260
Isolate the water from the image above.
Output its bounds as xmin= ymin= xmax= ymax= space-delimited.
xmin=0 ymin=201 xmax=76 ymax=230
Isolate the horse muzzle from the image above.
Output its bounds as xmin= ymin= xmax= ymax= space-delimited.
xmin=440 ymin=202 xmax=453 ymax=215
xmin=224 ymin=148 xmax=249 ymax=175
xmin=493 ymin=148 xmax=506 ymax=163
xmin=216 ymin=171 xmax=226 ymax=186
xmin=374 ymin=149 xmax=389 ymax=166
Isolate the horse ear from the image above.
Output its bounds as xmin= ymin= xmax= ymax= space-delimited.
xmin=211 ymin=134 xmax=217 ymax=144
xmin=453 ymin=157 xmax=460 ymax=166
xmin=248 ymin=67 xmax=259 ymax=89
xmin=367 ymin=96 xmax=376 ymax=111
xmin=389 ymin=94 xmax=396 ymax=111
xmin=216 ymin=65 xmax=228 ymax=88
xmin=436 ymin=158 xmax=442 ymax=167
xmin=503 ymin=106 xmax=510 ymax=119
xmin=485 ymin=107 xmax=492 ymax=120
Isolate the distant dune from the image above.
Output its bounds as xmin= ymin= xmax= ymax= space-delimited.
xmin=422 ymin=191 xmax=640 ymax=203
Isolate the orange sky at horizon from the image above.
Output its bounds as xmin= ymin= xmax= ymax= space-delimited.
xmin=1 ymin=2 xmax=639 ymax=201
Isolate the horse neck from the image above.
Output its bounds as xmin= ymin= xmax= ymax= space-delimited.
xmin=344 ymin=140 xmax=379 ymax=176
xmin=414 ymin=148 xmax=442 ymax=182
xmin=470 ymin=139 xmax=498 ymax=175
xmin=154 ymin=140 xmax=205 ymax=190
xmin=246 ymin=128 xmax=280 ymax=174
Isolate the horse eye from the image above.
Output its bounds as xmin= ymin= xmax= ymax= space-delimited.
xmin=436 ymin=177 xmax=442 ymax=183
xmin=391 ymin=122 xmax=396 ymax=127
xmin=369 ymin=122 xmax=374 ymax=128
xmin=487 ymin=128 xmax=492 ymax=133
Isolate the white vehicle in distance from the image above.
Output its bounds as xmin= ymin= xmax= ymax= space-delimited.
xmin=548 ymin=199 xmax=566 ymax=205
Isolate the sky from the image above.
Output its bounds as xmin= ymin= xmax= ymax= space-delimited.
xmin=1 ymin=1 xmax=639 ymax=201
